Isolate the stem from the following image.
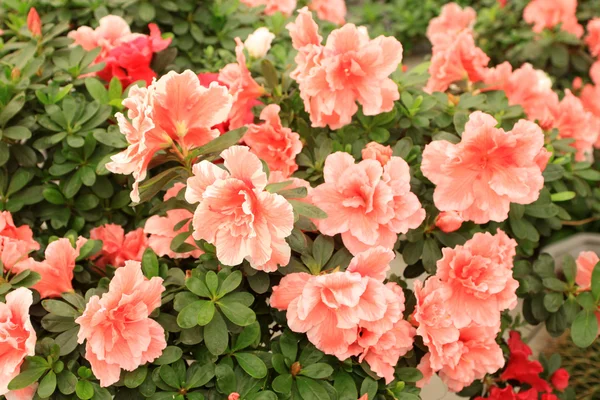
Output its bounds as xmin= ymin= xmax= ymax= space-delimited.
xmin=561 ymin=216 xmax=600 ymax=226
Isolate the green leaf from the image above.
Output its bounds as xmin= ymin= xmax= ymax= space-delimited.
xmin=272 ymin=374 xmax=293 ymax=394
xmin=37 ymin=371 xmax=57 ymax=398
xmin=591 ymin=261 xmax=600 ymax=301
xmin=57 ymin=370 xmax=77 ymax=395
xmin=197 ymin=300 xmax=216 ymax=326
xmin=396 ymin=367 xmax=424 ymax=382
xmin=296 ymin=376 xmax=330 ymax=400
xmin=7 ymin=168 xmax=34 ymax=197
xmin=571 ymin=310 xmax=599 ymax=348
xmin=422 ymin=238 xmax=441 ymax=274
xmin=190 ymin=127 xmax=247 ymax=158
xmin=205 ymin=271 xmax=219 ymax=296
xmin=137 ymin=167 xmax=186 ymax=204
xmin=218 ymin=270 xmax=242 ymax=297
xmin=142 ymin=248 xmax=159 ymax=279
xmin=204 ymin=311 xmax=229 ymax=355
xmin=313 ymin=235 xmax=334 ymax=267
xmin=544 ymin=292 xmax=565 ymax=313
xmin=186 ymin=362 xmax=215 ymax=389
xmin=233 ymin=321 xmax=260 ymax=352
xmin=42 ymin=300 xmax=79 ymax=318
xmin=300 ymin=363 xmax=334 ymax=379
xmin=0 ymin=93 xmax=26 ymax=127
xmin=8 ymin=357 xmax=49 ymax=390
xmin=234 ymin=352 xmax=268 ymax=379
xmin=186 ymin=277 xmax=211 ymax=298
xmin=334 ymin=371 xmax=358 ymax=400
xmin=247 ymin=272 xmax=270 ymax=294
xmin=551 ymin=191 xmax=576 ymax=202
xmin=138 ymin=2 xmax=156 ymax=22
xmin=288 ymin=200 xmax=328 ymax=219
xmin=177 ymin=301 xmax=202 ymax=329
xmin=153 ymin=346 xmax=183 ymax=365
xmin=543 ymin=278 xmax=569 ymax=292
xmin=218 ymin=298 xmax=256 ymax=326
xmin=280 ymin=330 xmax=298 ymax=362
xmin=360 ymin=377 xmax=378 ymax=400
xmin=85 ymin=78 xmax=109 ymax=104
xmin=562 ymin=255 xmax=577 ymax=285
xmin=75 ymin=380 xmax=94 ymax=400
xmin=55 ymin=326 xmax=80 ymax=355
xmin=4 ymin=126 xmax=32 ymax=140
xmin=76 ymin=239 xmax=102 ymax=261
xmin=215 ymin=364 xmax=236 ymax=394
xmin=124 ymin=366 xmax=148 ymax=389
xmin=159 ymin=365 xmax=180 ymax=389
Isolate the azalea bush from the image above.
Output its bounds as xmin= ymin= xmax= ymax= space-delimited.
xmin=1 ymin=0 xmax=600 ymax=399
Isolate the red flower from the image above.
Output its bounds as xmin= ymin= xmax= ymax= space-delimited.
xmin=550 ymin=368 xmax=569 ymax=391
xmin=500 ymin=331 xmax=552 ymax=392
xmin=498 ymin=0 xmax=507 ymax=7
xmin=475 ymin=386 xmax=538 ymax=400
xmin=27 ymin=8 xmax=42 ymax=37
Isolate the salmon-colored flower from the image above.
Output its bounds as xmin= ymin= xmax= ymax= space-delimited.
xmin=244 ymin=104 xmax=302 ymax=177
xmin=586 ymin=18 xmax=600 ymax=57
xmin=5 ymin=384 xmax=38 ymax=400
xmin=548 ymin=90 xmax=599 ymax=161
xmin=483 ymin=62 xmax=558 ymax=127
xmin=425 ymin=30 xmax=489 ymax=93
xmin=435 ymin=211 xmax=463 ymax=233
xmin=76 ymin=261 xmax=166 ymax=387
xmin=13 ymin=239 xmax=81 ymax=299
xmin=69 ymin=15 xmax=137 ymax=56
xmin=186 ymin=146 xmax=294 ymax=272
xmin=421 ymin=112 xmax=547 ymax=223
xmin=240 ymin=0 xmax=297 ymax=16
xmin=244 ymin=27 xmax=275 ymax=58
xmin=416 ymin=354 xmax=434 ymax=388
xmin=309 ymin=0 xmax=347 ymax=25
xmin=426 ymin=3 xmax=476 ymax=48
xmin=0 ymin=212 xmax=39 ymax=270
xmin=312 ymin=152 xmax=425 ymax=255
xmin=27 ymin=8 xmax=41 ymax=37
xmin=575 ymin=251 xmax=599 ymax=290
xmin=90 ymin=224 xmax=148 ymax=269
xmin=228 ymin=394 xmax=241 ymax=400
xmin=107 ymin=71 xmax=232 ymax=202
xmin=144 ymin=184 xmax=202 ymax=259
xmin=361 ymin=142 xmax=393 ymax=166
xmin=523 ymin=0 xmax=584 ymax=38
xmin=287 ymin=8 xmax=403 ymax=129
xmin=0 ymin=288 xmax=36 ymax=397
xmin=436 ymin=229 xmax=519 ymax=328
xmin=219 ymin=39 xmax=263 ymax=129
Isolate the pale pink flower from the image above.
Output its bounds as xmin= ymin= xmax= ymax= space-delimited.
xmin=581 ymin=83 xmax=600 ymax=120
xmin=586 ymin=18 xmax=600 ymax=57
xmin=313 ymin=152 xmax=424 ymax=255
xmin=76 ymin=261 xmax=166 ymax=387
xmin=13 ymin=239 xmax=80 ymax=299
xmin=244 ymin=27 xmax=275 ymax=58
xmin=144 ymin=184 xmax=202 ymax=259
xmin=436 ymin=229 xmax=519 ymax=328
xmin=240 ymin=0 xmax=297 ymax=16
xmin=435 ymin=211 xmax=463 ymax=233
xmin=287 ymin=8 xmax=403 ymax=129
xmin=185 ymin=146 xmax=294 ymax=272
xmin=309 ymin=0 xmax=347 ymax=25
xmin=421 ymin=112 xmax=547 ymax=223
xmin=483 ymin=62 xmax=558 ymax=127
xmin=5 ymin=384 xmax=37 ymax=400
xmin=358 ymin=396 xmax=368 ymax=400
xmin=523 ymin=0 xmax=584 ymax=38
xmin=425 ymin=31 xmax=489 ymax=93
xmin=228 ymin=394 xmax=241 ymax=400
xmin=244 ymin=104 xmax=302 ymax=177
xmin=68 ymin=15 xmax=138 ymax=57
xmin=361 ymin=142 xmax=393 ymax=166
xmin=219 ymin=39 xmax=263 ymax=129
xmin=426 ymin=3 xmax=477 ymax=48
xmin=548 ymin=90 xmax=599 ymax=161
xmin=416 ymin=353 xmax=434 ymax=388
xmin=0 ymin=212 xmax=39 ymax=270
xmin=437 ymin=324 xmax=504 ymax=392
xmin=0 ymin=288 xmax=36 ymax=397
xmin=90 ymin=224 xmax=148 ymax=269
xmin=575 ymin=251 xmax=599 ymax=290
xmin=107 ymin=71 xmax=232 ymax=202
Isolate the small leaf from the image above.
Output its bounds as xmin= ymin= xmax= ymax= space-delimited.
xmin=296 ymin=376 xmax=330 ymax=400
xmin=142 ymin=248 xmax=159 ymax=279
xmin=300 ymin=363 xmax=334 ymax=379
xmin=571 ymin=310 xmax=599 ymax=348
xmin=234 ymin=352 xmax=268 ymax=379
xmin=204 ymin=311 xmax=229 ymax=355
xmin=153 ymin=346 xmax=183 ymax=365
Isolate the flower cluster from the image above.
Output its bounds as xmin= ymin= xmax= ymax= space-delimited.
xmin=523 ymin=0 xmax=584 ymax=38
xmin=287 ymin=7 xmax=403 ymax=129
xmin=271 ymin=247 xmax=415 ymax=383
xmin=240 ymin=0 xmax=347 ymax=24
xmin=69 ymin=15 xmax=171 ymax=86
xmin=414 ymin=230 xmax=518 ymax=391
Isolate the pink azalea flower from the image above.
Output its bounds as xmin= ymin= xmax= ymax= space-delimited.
xmin=312 ymin=152 xmax=425 ymax=255
xmin=244 ymin=104 xmax=303 ymax=177
xmin=185 ymin=146 xmax=294 ymax=272
xmin=272 ymin=248 xmax=414 ymax=381
xmin=90 ymin=224 xmax=148 ymax=269
xmin=581 ymin=83 xmax=600 ymax=120
xmin=483 ymin=62 xmax=558 ymax=127
xmin=13 ymin=239 xmax=81 ymax=299
xmin=421 ymin=112 xmax=548 ymax=223
xmin=144 ymin=184 xmax=203 ymax=259
xmin=240 ymin=0 xmax=297 ymax=16
xmin=426 ymin=3 xmax=477 ymax=48
xmin=287 ymin=8 xmax=403 ymax=129
xmin=0 ymin=288 xmax=36 ymax=397
xmin=0 ymin=212 xmax=39 ymax=270
xmin=76 ymin=261 xmax=166 ymax=387
xmin=575 ymin=251 xmax=599 ymax=290
xmin=361 ymin=142 xmax=393 ymax=166
xmin=435 ymin=211 xmax=463 ymax=233
xmin=523 ymin=0 xmax=584 ymax=38
xmin=437 ymin=324 xmax=504 ymax=392
xmin=309 ymin=0 xmax=347 ymax=25
xmin=5 ymin=384 xmax=37 ymax=400
xmin=425 ymin=30 xmax=489 ymax=93
xmin=107 ymin=71 xmax=232 ymax=202
xmin=548 ymin=90 xmax=599 ymax=161
xmin=69 ymin=15 xmax=137 ymax=56
xmin=416 ymin=353 xmax=434 ymax=388
xmin=591 ymin=61 xmax=600 ymax=85
xmin=435 ymin=229 xmax=519 ymax=328
xmin=228 ymin=394 xmax=241 ymax=400
xmin=219 ymin=39 xmax=264 ymax=130
xmin=27 ymin=8 xmax=42 ymax=37
xmin=586 ymin=18 xmax=600 ymax=57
